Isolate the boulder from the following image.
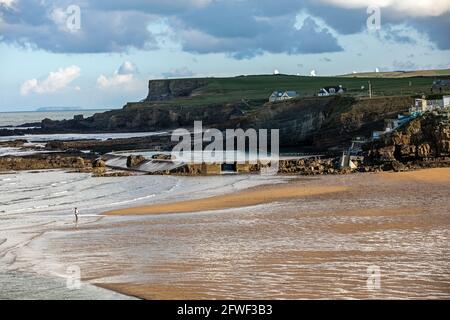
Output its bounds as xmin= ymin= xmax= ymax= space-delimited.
xmin=417 ymin=143 xmax=431 ymax=158
xmin=377 ymin=145 xmax=395 ymax=161
xmin=399 ymin=144 xmax=416 ymax=157
xmin=92 ymin=158 xmax=106 ymax=168
xmin=126 ymin=155 xmax=146 ymax=168
xmin=391 ymin=132 xmax=410 ymax=146
xmin=151 ymin=153 xmax=175 ymax=160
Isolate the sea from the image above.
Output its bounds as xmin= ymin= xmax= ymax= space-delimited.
xmin=0 ymin=109 xmax=109 ymax=127
xmin=0 ymin=109 xmax=290 ymax=299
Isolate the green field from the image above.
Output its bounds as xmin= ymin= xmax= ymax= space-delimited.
xmin=129 ymin=74 xmax=450 ymax=108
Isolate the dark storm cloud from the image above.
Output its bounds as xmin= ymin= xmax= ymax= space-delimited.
xmin=305 ymin=3 xmax=367 ymax=35
xmin=410 ymin=13 xmax=450 ymax=50
xmin=0 ymin=0 xmax=157 ymax=53
xmin=0 ymin=0 xmax=449 ymax=56
xmin=179 ymin=15 xmax=342 ymax=59
xmin=176 ymin=1 xmax=343 ymax=58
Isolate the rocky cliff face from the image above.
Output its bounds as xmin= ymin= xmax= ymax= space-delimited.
xmin=145 ymin=79 xmax=207 ymax=101
xmin=7 ymin=95 xmax=413 ymax=151
xmin=367 ymin=113 xmax=450 ymax=166
xmin=237 ymin=96 xmax=412 ymax=148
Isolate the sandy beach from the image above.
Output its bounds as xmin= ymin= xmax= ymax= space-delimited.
xmin=70 ymin=169 xmax=450 ymax=299
xmin=105 ymin=184 xmax=349 ymax=216
xmin=2 ymin=168 xmax=449 ymax=299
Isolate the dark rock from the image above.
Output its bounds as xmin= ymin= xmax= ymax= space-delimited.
xmin=145 ymin=79 xmax=207 ymax=101
xmin=417 ymin=143 xmax=431 ymax=158
xmin=378 ymin=145 xmax=396 ymax=161
xmin=0 ymin=155 xmax=86 ymax=171
xmin=151 ymin=153 xmax=175 ymax=160
xmin=126 ymin=155 xmax=146 ymax=168
xmin=92 ymin=158 xmax=106 ymax=168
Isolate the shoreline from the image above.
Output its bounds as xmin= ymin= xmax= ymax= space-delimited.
xmin=104 ymin=167 xmax=450 ymax=217
xmin=2 ymin=168 xmax=449 ymax=300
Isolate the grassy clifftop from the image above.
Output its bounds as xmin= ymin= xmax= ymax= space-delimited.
xmin=127 ymin=74 xmax=448 ymax=109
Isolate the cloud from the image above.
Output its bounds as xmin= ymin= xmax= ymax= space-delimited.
xmin=410 ymin=13 xmax=450 ymax=50
xmin=0 ymin=1 xmax=158 ymax=53
xmin=178 ymin=14 xmax=343 ymax=59
xmin=304 ymin=1 xmax=450 ymax=49
xmin=392 ymin=60 xmax=418 ymax=71
xmin=117 ymin=61 xmax=138 ymax=75
xmin=1 ymin=0 xmax=450 ymax=56
xmin=91 ymin=0 xmax=212 ymax=15
xmin=20 ymin=65 xmax=81 ymax=95
xmin=97 ymin=73 xmax=134 ymax=89
xmin=0 ymin=0 xmax=15 ymax=8
xmin=381 ymin=25 xmax=417 ymax=45
xmin=162 ymin=67 xmax=194 ymax=78
xmin=97 ymin=61 xmax=143 ymax=91
xmin=318 ymin=0 xmax=450 ymax=17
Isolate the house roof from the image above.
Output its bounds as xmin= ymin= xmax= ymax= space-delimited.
xmin=270 ymin=90 xmax=298 ymax=97
xmin=284 ymin=91 xmax=298 ymax=97
xmin=270 ymin=91 xmax=283 ymax=97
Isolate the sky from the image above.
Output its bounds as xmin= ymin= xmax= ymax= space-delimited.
xmin=0 ymin=0 xmax=449 ymax=111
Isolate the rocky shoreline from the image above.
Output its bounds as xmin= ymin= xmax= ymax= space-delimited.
xmin=1 ymin=95 xmax=414 ymax=150
xmin=1 ymin=111 xmax=449 ymax=177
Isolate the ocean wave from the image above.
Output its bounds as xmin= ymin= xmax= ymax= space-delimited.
xmin=106 ymin=194 xmax=157 ymax=207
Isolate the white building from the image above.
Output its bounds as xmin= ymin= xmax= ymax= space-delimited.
xmin=444 ymin=95 xmax=450 ymax=107
xmin=269 ymin=91 xmax=299 ymax=102
xmin=410 ymin=95 xmax=450 ymax=115
xmin=318 ymin=85 xmax=346 ymax=97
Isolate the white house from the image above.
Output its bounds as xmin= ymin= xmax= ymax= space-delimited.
xmin=410 ymin=96 xmax=450 ymax=115
xmin=269 ymin=91 xmax=299 ymax=102
xmin=444 ymin=95 xmax=450 ymax=107
xmin=318 ymin=85 xmax=346 ymax=97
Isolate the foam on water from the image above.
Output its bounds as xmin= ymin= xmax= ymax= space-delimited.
xmin=0 ymin=169 xmax=288 ymax=299
xmin=0 ymin=131 xmax=167 ymax=143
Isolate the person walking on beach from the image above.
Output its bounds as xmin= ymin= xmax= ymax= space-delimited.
xmin=74 ymin=207 xmax=79 ymax=223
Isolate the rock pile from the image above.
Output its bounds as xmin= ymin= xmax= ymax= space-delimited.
xmin=278 ymin=158 xmax=338 ymax=175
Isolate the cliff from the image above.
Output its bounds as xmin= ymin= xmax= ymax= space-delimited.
xmin=145 ymin=79 xmax=208 ymax=101
xmin=238 ymin=96 xmax=413 ymax=148
xmin=3 ymin=95 xmax=413 ymax=151
xmin=367 ymin=112 xmax=450 ymax=166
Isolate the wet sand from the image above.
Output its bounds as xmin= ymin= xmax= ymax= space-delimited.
xmin=20 ymin=168 xmax=450 ymax=299
xmin=378 ymin=167 xmax=450 ymax=183
xmin=105 ymin=185 xmax=349 ymax=216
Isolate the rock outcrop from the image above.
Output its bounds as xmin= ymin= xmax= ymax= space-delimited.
xmin=91 ymin=158 xmax=106 ymax=174
xmin=45 ymin=135 xmax=174 ymax=154
xmin=126 ymin=155 xmax=146 ymax=168
xmin=2 ymin=95 xmax=413 ymax=151
xmin=367 ymin=113 xmax=450 ymax=167
xmin=151 ymin=153 xmax=175 ymax=160
xmin=278 ymin=158 xmax=338 ymax=175
xmin=145 ymin=79 xmax=207 ymax=101
xmin=0 ymin=139 xmax=27 ymax=147
xmin=0 ymin=155 xmax=86 ymax=171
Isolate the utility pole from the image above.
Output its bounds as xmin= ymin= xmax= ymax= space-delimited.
xmin=368 ymin=81 xmax=372 ymax=99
